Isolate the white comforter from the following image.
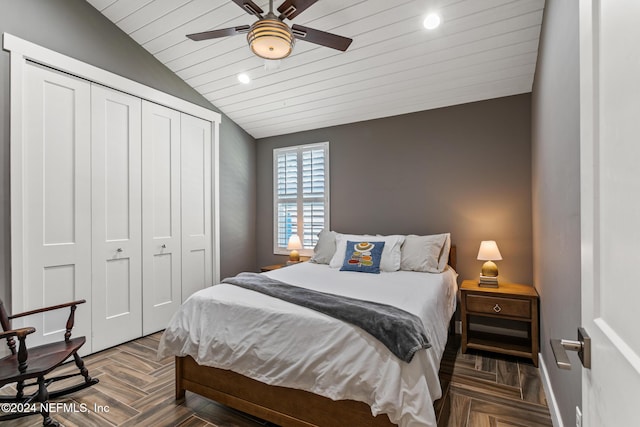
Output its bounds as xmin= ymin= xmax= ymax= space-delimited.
xmin=158 ymin=262 xmax=457 ymax=427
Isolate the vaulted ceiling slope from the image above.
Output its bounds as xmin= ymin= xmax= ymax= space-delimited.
xmin=87 ymin=0 xmax=545 ymax=139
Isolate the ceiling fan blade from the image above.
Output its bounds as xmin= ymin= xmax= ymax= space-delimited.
xmin=232 ymin=0 xmax=264 ymax=17
xmin=187 ymin=25 xmax=250 ymax=41
xmin=291 ymin=24 xmax=353 ymax=51
xmin=277 ymin=0 xmax=318 ymax=20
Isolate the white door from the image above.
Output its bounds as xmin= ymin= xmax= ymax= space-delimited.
xmin=142 ymin=101 xmax=182 ymax=335
xmin=181 ymin=113 xmax=213 ymax=301
xmin=91 ymin=84 xmax=143 ymax=352
xmin=15 ymin=63 xmax=92 ymax=349
xmin=579 ymin=1 xmax=640 ymax=425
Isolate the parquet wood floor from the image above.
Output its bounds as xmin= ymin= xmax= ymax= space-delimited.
xmin=1 ymin=333 xmax=552 ymax=427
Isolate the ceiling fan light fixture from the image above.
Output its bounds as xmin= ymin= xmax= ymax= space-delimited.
xmin=186 ymin=1 xmax=352 ymax=58
xmin=247 ymin=17 xmax=295 ymax=60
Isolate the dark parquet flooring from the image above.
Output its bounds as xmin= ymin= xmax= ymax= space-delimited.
xmin=1 ymin=333 xmax=552 ymax=427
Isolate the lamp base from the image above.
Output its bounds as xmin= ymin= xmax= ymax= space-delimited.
xmin=481 ymin=260 xmax=499 ymax=277
xmin=289 ymin=249 xmax=300 ymax=263
xmin=479 ymin=275 xmax=499 ymax=287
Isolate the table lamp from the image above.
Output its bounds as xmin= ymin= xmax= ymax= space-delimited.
xmin=287 ymin=234 xmax=302 ymax=264
xmin=477 ymin=240 xmax=502 ymax=287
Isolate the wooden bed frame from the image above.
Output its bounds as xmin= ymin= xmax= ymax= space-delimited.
xmin=175 ymin=246 xmax=457 ymax=427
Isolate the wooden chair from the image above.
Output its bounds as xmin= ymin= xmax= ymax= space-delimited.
xmin=0 ymin=299 xmax=98 ymax=426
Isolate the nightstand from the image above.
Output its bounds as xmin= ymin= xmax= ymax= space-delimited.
xmin=260 ymin=258 xmax=310 ymax=272
xmin=260 ymin=264 xmax=286 ymax=272
xmin=460 ymin=280 xmax=539 ymax=366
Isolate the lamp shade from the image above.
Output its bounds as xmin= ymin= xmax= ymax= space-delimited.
xmin=287 ymin=234 xmax=302 ymax=250
xmin=477 ymin=241 xmax=502 ymax=261
xmin=247 ymin=17 xmax=294 ymax=60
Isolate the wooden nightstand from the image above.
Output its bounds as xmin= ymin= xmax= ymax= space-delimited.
xmin=260 ymin=258 xmax=310 ymax=272
xmin=260 ymin=264 xmax=286 ymax=272
xmin=460 ymin=280 xmax=539 ymax=366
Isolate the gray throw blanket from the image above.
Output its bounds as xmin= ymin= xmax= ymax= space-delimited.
xmin=221 ymin=272 xmax=431 ymax=362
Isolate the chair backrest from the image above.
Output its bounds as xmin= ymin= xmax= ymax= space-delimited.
xmin=0 ymin=299 xmax=17 ymax=355
xmin=0 ymin=299 xmax=12 ymax=333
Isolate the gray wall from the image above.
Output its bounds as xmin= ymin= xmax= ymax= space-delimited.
xmin=256 ymin=94 xmax=533 ymax=285
xmin=0 ymin=0 xmax=257 ymax=308
xmin=531 ymin=0 xmax=581 ymax=425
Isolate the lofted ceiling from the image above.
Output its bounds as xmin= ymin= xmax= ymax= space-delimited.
xmin=86 ymin=0 xmax=545 ymax=139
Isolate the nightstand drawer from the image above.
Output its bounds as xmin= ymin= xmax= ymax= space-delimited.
xmin=465 ymin=294 xmax=531 ymax=318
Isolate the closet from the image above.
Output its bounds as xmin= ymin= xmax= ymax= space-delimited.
xmin=8 ymin=35 xmax=220 ymax=355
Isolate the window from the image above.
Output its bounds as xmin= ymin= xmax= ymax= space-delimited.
xmin=273 ymin=142 xmax=330 ymax=255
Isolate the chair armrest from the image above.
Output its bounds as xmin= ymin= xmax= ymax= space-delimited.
xmin=1 ymin=327 xmax=36 ymax=372
xmin=8 ymin=300 xmax=86 ymax=320
xmin=0 ymin=326 xmax=36 ymax=340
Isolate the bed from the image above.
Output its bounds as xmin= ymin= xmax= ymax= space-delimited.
xmin=159 ymin=235 xmax=457 ymax=427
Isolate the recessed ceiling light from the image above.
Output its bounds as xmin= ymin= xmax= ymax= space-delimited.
xmin=423 ymin=13 xmax=441 ymax=30
xmin=238 ymin=73 xmax=251 ymax=84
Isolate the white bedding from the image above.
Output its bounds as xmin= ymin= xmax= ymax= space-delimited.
xmin=158 ymin=262 xmax=458 ymax=427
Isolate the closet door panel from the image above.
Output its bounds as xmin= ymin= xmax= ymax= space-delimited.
xmin=181 ymin=114 xmax=213 ymax=300
xmin=19 ymin=63 xmax=92 ymax=350
xmin=142 ymin=101 xmax=182 ymax=335
xmin=91 ymin=84 xmax=142 ymax=352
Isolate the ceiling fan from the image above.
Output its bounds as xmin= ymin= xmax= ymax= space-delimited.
xmin=186 ymin=0 xmax=353 ymax=60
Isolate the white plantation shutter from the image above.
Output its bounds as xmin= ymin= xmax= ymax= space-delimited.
xmin=274 ymin=142 xmax=330 ymax=255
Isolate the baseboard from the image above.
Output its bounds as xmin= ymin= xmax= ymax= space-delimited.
xmin=538 ymin=353 xmax=564 ymax=427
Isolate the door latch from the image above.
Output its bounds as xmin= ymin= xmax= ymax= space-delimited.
xmin=550 ymin=327 xmax=591 ymax=370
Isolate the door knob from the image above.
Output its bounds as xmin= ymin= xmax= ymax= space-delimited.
xmin=550 ymin=327 xmax=591 ymax=370
xmin=161 ymin=244 xmax=166 ymax=249
xmin=116 ymin=248 xmax=123 ymax=253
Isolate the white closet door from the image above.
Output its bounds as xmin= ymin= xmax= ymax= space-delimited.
xmin=91 ymin=85 xmax=142 ymax=352
xmin=18 ymin=63 xmax=92 ymax=350
xmin=181 ymin=114 xmax=213 ymax=301
xmin=142 ymin=101 xmax=182 ymax=335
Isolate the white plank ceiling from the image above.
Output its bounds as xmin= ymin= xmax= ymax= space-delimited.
xmin=86 ymin=0 xmax=545 ymax=138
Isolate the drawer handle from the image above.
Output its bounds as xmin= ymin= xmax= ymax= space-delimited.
xmin=493 ymin=304 xmax=502 ymax=313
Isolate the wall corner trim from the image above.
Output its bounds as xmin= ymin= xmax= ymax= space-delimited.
xmin=539 ymin=353 xmax=565 ymax=427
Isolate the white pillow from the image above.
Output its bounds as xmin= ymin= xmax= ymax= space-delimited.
xmin=310 ymin=229 xmax=337 ymax=264
xmin=439 ymin=233 xmax=452 ymax=272
xmin=329 ymin=233 xmax=405 ymax=272
xmin=400 ymin=233 xmax=451 ymax=273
